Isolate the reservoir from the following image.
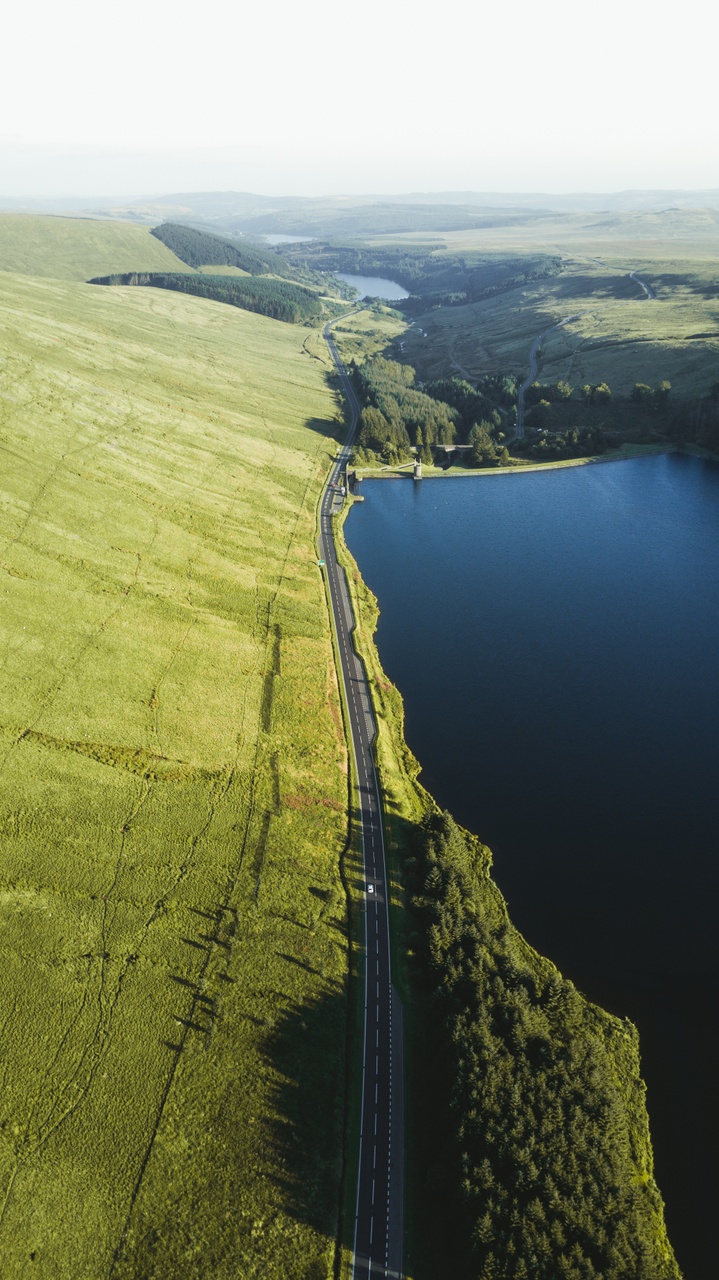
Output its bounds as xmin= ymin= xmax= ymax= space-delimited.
xmin=262 ymin=233 xmax=316 ymax=245
xmin=334 ymin=272 xmax=410 ymax=301
xmin=345 ymin=453 xmax=719 ymax=1279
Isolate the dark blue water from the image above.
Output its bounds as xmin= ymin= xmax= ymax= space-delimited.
xmin=345 ymin=454 xmax=719 ymax=1279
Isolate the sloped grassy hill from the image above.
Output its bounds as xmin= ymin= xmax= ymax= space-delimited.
xmin=0 ymin=213 xmax=191 ymax=280
xmin=0 ymin=266 xmax=349 ymax=1278
xmin=396 ymin=256 xmax=719 ymax=399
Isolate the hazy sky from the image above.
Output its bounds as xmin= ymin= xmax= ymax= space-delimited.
xmin=2 ymin=0 xmax=716 ymax=198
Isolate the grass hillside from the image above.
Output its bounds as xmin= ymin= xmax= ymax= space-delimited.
xmin=89 ymin=272 xmax=325 ymax=324
xmin=370 ymin=207 xmax=719 ymax=257
xmin=286 ymin=211 xmax=719 ymax=405
xmin=0 ymin=214 xmax=191 ymax=281
xmin=0 ymin=268 xmax=349 ymax=1278
xmin=397 ymin=257 xmax=719 ymax=399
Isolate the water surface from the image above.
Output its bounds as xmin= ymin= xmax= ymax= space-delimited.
xmin=345 ymin=454 xmax=719 ymax=1278
xmin=335 ymin=272 xmax=410 ymax=301
xmin=262 ymin=233 xmax=315 ymax=245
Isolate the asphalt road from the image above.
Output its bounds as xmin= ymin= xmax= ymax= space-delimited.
xmin=515 ymin=315 xmax=580 ymax=436
xmin=318 ymin=319 xmax=404 ymax=1279
xmin=513 ymin=262 xmax=655 ymax=438
xmin=514 ymin=270 xmax=652 ymax=436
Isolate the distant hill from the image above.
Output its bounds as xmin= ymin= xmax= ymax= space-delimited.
xmin=150 ymin=221 xmax=292 ymax=275
xmin=90 ymin=189 xmax=719 ymax=243
xmin=0 ymin=213 xmax=190 ymax=281
xmin=118 ymin=195 xmax=550 ymax=239
xmin=6 ymin=192 xmax=719 ymax=247
xmin=226 ymin=203 xmax=548 ymax=238
xmin=117 ymin=188 xmax=719 ymax=218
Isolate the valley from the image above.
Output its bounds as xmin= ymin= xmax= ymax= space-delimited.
xmin=1 ymin=195 xmax=716 ymax=1277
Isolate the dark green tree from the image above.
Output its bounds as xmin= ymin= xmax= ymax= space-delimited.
xmin=631 ymin=383 xmax=654 ymax=405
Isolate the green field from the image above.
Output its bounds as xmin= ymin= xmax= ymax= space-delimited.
xmin=392 ymin=255 xmax=719 ymax=400
xmin=368 ymin=206 xmax=719 ymax=257
xmin=328 ymin=306 xmax=406 ymax=364
xmin=0 ymin=257 xmax=352 ymax=1277
xmin=0 ymin=214 xmax=193 ymax=281
xmin=285 ymin=208 xmax=719 ymax=404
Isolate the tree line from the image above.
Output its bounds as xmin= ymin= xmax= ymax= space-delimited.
xmin=664 ymin=380 xmax=719 ymax=454
xmin=520 ymin=378 xmax=678 ymax=459
xmin=150 ymin=221 xmax=288 ymax=277
xmin=352 ymin=357 xmax=459 ymax=465
xmin=351 ymin=360 xmax=719 ymax=471
xmin=284 ymin=242 xmax=561 ymax=314
xmin=525 ymin=379 xmax=672 ymax=416
xmin=89 ymin=273 xmax=323 ymax=324
xmin=351 ymin=362 xmax=517 ymax=468
xmin=404 ymin=811 xmax=681 ymax=1280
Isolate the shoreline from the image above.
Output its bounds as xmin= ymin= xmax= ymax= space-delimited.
xmin=351 ymin=440 xmax=718 ymax=482
xmin=331 ymin=492 xmax=681 ymax=1276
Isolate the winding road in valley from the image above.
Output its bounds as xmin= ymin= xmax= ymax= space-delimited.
xmin=629 ymin=270 xmax=656 ymax=299
xmin=515 ymin=265 xmax=656 ymax=437
xmin=319 ymin=318 xmax=404 ymax=1279
xmin=515 ymin=315 xmax=580 ymax=437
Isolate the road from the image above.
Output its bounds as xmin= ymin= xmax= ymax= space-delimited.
xmin=515 ymin=315 xmax=580 ymax=437
xmin=319 ymin=318 xmax=404 ymax=1279
xmin=514 ymin=262 xmax=656 ymax=438
xmin=629 ymin=270 xmax=656 ymax=300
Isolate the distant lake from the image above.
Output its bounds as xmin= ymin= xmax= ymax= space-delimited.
xmin=335 ymin=272 xmax=410 ymax=301
xmin=263 ymin=234 xmax=316 ymax=245
xmin=345 ymin=454 xmax=719 ymax=1280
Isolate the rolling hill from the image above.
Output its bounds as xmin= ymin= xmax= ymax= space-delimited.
xmin=0 ymin=240 xmax=349 ymax=1278
xmin=0 ymin=213 xmax=191 ymax=281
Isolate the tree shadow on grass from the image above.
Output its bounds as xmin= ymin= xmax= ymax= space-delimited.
xmin=304 ymin=415 xmax=345 ymax=443
xmin=260 ymin=980 xmax=349 ymax=1245
xmin=277 ymin=951 xmax=322 ymax=977
xmin=551 ymin=271 xmax=645 ymax=302
xmin=111 ymin=983 xmax=352 ymax=1280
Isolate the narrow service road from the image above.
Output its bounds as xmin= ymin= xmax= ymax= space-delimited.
xmin=629 ymin=270 xmax=656 ymax=299
xmin=515 ymin=315 xmax=580 ymax=437
xmin=319 ymin=319 xmax=404 ymax=1279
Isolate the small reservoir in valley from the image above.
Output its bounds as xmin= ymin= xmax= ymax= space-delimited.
xmin=334 ymin=272 xmax=410 ymax=301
